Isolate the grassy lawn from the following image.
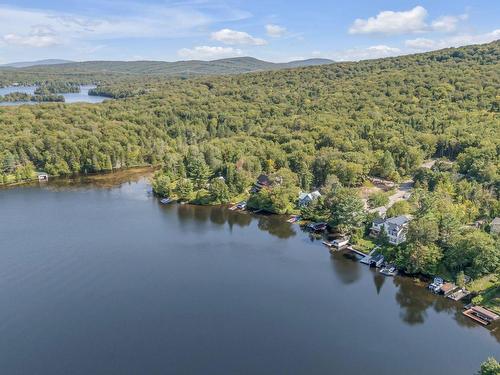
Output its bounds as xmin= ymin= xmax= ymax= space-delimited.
xmin=468 ymin=274 xmax=500 ymax=315
xmin=480 ymin=286 xmax=500 ymax=315
xmin=469 ymin=274 xmax=498 ymax=293
xmin=352 ymin=237 xmax=377 ymax=254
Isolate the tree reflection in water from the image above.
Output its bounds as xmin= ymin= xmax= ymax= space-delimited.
xmin=394 ymin=277 xmax=435 ymax=325
xmin=373 ymin=271 xmax=386 ymax=295
xmin=329 ymin=252 xmax=362 ymax=285
xmin=256 ymin=215 xmax=296 ymax=239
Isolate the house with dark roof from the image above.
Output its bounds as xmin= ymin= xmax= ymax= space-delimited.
xmin=371 ymin=215 xmax=411 ymax=245
xmin=251 ymin=174 xmax=271 ymax=193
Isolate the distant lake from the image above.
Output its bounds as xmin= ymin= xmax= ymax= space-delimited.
xmin=0 ymin=169 xmax=498 ymax=375
xmin=0 ymin=85 xmax=107 ymax=106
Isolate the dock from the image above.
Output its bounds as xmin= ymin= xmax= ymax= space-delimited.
xmin=358 ymin=247 xmax=378 ymax=264
xmin=448 ymin=289 xmax=471 ymax=301
xmin=463 ymin=306 xmax=500 ymax=326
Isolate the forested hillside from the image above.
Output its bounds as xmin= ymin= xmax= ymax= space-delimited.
xmin=0 ymin=41 xmax=499 ymax=282
xmin=0 ymin=57 xmax=333 ymax=78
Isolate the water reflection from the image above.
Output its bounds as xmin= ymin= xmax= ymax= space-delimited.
xmin=329 ymin=252 xmax=362 ymax=285
xmin=256 ymin=215 xmax=296 ymax=239
xmin=394 ymin=277 xmax=434 ymax=325
xmin=175 ymin=204 xmax=253 ymax=230
xmin=373 ymin=272 xmax=386 ymax=295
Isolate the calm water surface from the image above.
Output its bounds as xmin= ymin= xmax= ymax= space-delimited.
xmin=0 ymin=171 xmax=498 ymax=375
xmin=0 ymin=85 xmax=107 ymax=106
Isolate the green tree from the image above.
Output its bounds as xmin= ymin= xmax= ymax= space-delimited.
xmin=396 ymin=242 xmax=443 ymax=275
xmin=175 ymin=178 xmax=194 ymax=201
xmin=186 ymin=156 xmax=212 ymax=189
xmin=328 ymin=188 xmax=366 ymax=234
xmin=208 ymin=178 xmax=230 ymax=204
xmin=477 ymin=357 xmax=500 ymax=375
xmin=152 ymin=173 xmax=171 ymax=197
xmin=386 ymin=200 xmax=412 ymax=217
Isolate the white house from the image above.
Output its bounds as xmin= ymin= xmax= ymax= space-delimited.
xmin=298 ymin=190 xmax=321 ymax=207
xmin=371 ymin=215 xmax=411 ymax=245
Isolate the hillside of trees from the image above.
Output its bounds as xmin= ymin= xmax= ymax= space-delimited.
xmin=0 ymin=41 xmax=498 ymax=283
xmin=0 ymin=57 xmax=334 ymax=78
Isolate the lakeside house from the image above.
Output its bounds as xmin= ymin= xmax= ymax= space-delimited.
xmin=251 ymin=174 xmax=271 ymax=193
xmin=298 ymin=190 xmax=321 ymax=207
xmin=371 ymin=215 xmax=411 ymax=245
xmin=490 ymin=217 xmax=500 ymax=234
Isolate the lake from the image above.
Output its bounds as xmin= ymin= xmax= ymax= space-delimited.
xmin=0 ymin=85 xmax=107 ymax=106
xmin=0 ymin=169 xmax=498 ymax=375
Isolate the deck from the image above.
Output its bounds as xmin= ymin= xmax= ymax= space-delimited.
xmin=463 ymin=309 xmax=489 ymax=325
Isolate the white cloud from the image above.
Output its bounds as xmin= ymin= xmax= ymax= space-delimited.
xmin=331 ymin=45 xmax=401 ymax=61
xmin=405 ymin=29 xmax=500 ymax=51
xmin=178 ymin=46 xmax=243 ymax=60
xmin=266 ymin=24 xmax=286 ymax=37
xmin=3 ymin=33 xmax=60 ymax=47
xmin=349 ymin=6 xmax=428 ymax=35
xmin=211 ymin=28 xmax=267 ymax=45
xmin=0 ymin=5 xmax=215 ymax=43
xmin=431 ymin=14 xmax=468 ymax=33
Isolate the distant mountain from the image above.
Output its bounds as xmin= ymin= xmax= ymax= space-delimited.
xmin=3 ymin=57 xmax=333 ymax=76
xmin=2 ymin=59 xmax=74 ymax=68
xmin=285 ymin=58 xmax=335 ymax=68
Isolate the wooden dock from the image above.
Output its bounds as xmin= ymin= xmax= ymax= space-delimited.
xmin=448 ymin=289 xmax=471 ymax=301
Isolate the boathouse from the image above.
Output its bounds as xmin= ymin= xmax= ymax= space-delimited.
xmin=463 ymin=306 xmax=500 ymax=325
xmin=37 ymin=172 xmax=49 ymax=181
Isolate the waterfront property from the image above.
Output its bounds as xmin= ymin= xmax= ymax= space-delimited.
xmin=369 ymin=254 xmax=385 ymax=268
xmin=370 ymin=215 xmax=411 ymax=245
xmin=37 ymin=172 xmax=49 ymax=181
xmin=1 ymin=175 xmax=499 ymax=375
xmin=251 ymin=174 xmax=271 ymax=193
xmin=298 ymin=190 xmax=321 ymax=207
xmin=440 ymin=282 xmax=459 ymax=296
xmin=463 ymin=306 xmax=500 ymax=326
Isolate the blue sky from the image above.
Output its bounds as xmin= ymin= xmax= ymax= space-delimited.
xmin=0 ymin=0 xmax=498 ymax=63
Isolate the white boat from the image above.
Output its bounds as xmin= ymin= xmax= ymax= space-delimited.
xmin=380 ymin=265 xmax=397 ymax=276
xmin=428 ymin=277 xmax=444 ymax=293
xmin=160 ymin=198 xmax=172 ymax=204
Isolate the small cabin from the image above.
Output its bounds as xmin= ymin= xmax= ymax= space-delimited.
xmin=370 ymin=254 xmax=385 ymax=268
xmin=331 ymin=237 xmax=349 ymax=249
xmin=37 ymin=172 xmax=49 ymax=181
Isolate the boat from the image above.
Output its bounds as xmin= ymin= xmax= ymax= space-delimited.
xmin=307 ymin=222 xmax=328 ymax=232
xmin=380 ymin=265 xmax=397 ymax=276
xmin=287 ymin=215 xmax=301 ymax=223
xmin=428 ymin=277 xmax=444 ymax=293
xmin=236 ymin=201 xmax=247 ymax=210
xmin=160 ymin=198 xmax=172 ymax=204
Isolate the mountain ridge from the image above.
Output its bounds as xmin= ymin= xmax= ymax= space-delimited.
xmin=0 ymin=57 xmax=334 ymax=76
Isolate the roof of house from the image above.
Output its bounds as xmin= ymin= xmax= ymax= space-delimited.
xmin=491 ymin=217 xmax=500 ymax=225
xmin=257 ymin=174 xmax=270 ymax=185
xmin=310 ymin=191 xmax=322 ymax=199
xmin=298 ymin=192 xmax=309 ymax=200
xmin=386 ymin=215 xmax=410 ymax=227
xmin=472 ymin=306 xmax=500 ymax=320
xmin=373 ymin=217 xmax=385 ymax=225
xmin=441 ymin=282 xmax=458 ymax=293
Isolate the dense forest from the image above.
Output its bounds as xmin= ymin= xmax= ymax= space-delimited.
xmin=0 ymin=41 xmax=499 ymax=298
